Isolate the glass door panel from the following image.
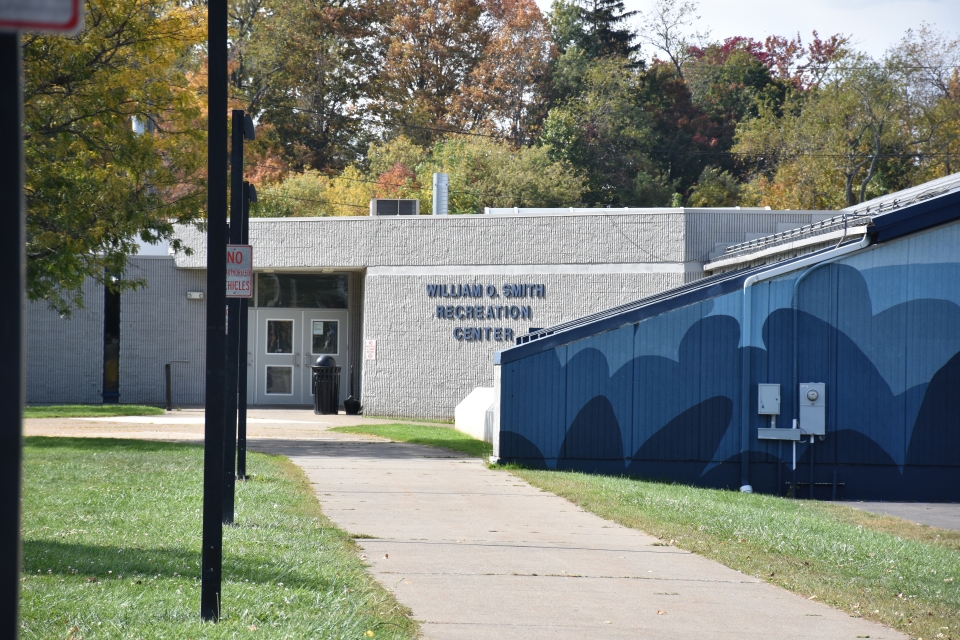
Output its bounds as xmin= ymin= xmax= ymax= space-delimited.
xmin=302 ymin=310 xmax=349 ymax=404
xmin=255 ymin=311 xmax=303 ymax=405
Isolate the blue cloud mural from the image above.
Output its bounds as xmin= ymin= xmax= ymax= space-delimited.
xmin=500 ymin=259 xmax=960 ymax=501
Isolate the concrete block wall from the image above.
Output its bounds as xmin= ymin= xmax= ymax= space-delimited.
xmin=361 ymin=271 xmax=686 ymax=420
xmin=119 ymin=257 xmax=207 ymax=405
xmin=173 ymin=212 xmax=693 ymax=269
xmin=26 ymin=280 xmax=105 ymax=405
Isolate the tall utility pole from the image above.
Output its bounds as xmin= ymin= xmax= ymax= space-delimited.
xmin=224 ymin=110 xmax=254 ymax=517
xmin=200 ymin=0 xmax=228 ymax=622
xmin=237 ymin=180 xmax=254 ymax=480
xmin=223 ymin=110 xmax=243 ymax=524
xmin=0 ymin=32 xmax=25 ymax=640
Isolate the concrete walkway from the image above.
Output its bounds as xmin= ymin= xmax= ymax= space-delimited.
xmin=254 ymin=437 xmax=907 ymax=640
xmin=28 ymin=411 xmax=908 ymax=639
xmin=840 ymin=501 xmax=960 ymax=531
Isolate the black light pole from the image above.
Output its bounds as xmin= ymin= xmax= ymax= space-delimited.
xmin=0 ymin=32 xmax=25 ymax=640
xmin=223 ymin=110 xmax=243 ymax=524
xmin=200 ymin=0 xmax=228 ymax=622
xmin=237 ymin=180 xmax=255 ymax=480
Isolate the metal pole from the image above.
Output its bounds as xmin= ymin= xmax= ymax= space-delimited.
xmin=165 ymin=363 xmax=172 ymax=411
xmin=165 ymin=360 xmax=188 ymax=412
xmin=200 ymin=0 xmax=228 ymax=622
xmin=223 ymin=111 xmax=243 ymax=522
xmin=0 ymin=32 xmax=25 ymax=640
xmin=237 ymin=181 xmax=250 ymax=480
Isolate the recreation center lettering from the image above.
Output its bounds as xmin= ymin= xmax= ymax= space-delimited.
xmin=427 ymin=283 xmax=545 ymax=342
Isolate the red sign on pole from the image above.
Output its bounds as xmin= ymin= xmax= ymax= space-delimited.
xmin=226 ymin=245 xmax=253 ymax=298
xmin=0 ymin=0 xmax=83 ymax=34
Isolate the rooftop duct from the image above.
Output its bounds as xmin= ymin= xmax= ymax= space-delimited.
xmin=370 ymin=198 xmax=419 ymax=216
xmin=432 ymin=173 xmax=449 ymax=215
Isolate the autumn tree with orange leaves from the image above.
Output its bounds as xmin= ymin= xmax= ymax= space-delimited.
xmin=452 ymin=0 xmax=555 ymax=145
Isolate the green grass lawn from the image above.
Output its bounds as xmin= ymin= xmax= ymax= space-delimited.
xmin=330 ymin=423 xmax=492 ymax=458
xmin=510 ymin=469 xmax=960 ymax=640
xmin=20 ymin=437 xmax=416 ymax=639
xmin=24 ymin=404 xmax=165 ymax=419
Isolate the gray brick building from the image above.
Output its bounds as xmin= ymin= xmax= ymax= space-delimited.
xmin=27 ymin=207 xmax=833 ymax=420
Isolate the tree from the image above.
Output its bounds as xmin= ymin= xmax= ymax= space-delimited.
xmin=251 ymin=171 xmax=331 ymax=217
xmin=23 ymin=0 xmax=206 ymax=311
xmin=542 ymin=53 xmax=656 ymax=205
xmin=243 ymin=0 xmax=378 ymax=171
xmin=577 ymin=0 xmax=640 ymax=60
xmin=424 ymin=136 xmax=586 ymax=212
xmin=635 ymin=61 xmax=721 ymax=195
xmin=367 ymin=135 xmax=585 ymax=212
xmin=734 ymin=57 xmax=910 ymax=209
xmin=371 ymin=0 xmax=489 ymax=145
xmin=636 ymin=0 xmax=708 ymax=78
xmin=887 ymin=24 xmax=960 ymax=182
xmin=687 ymin=166 xmax=740 ymax=206
xmin=548 ymin=0 xmax=638 ymax=60
xmin=452 ymin=0 xmax=555 ymax=145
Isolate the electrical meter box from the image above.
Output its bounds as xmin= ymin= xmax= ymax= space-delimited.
xmin=757 ymin=384 xmax=781 ymax=415
xmin=799 ymin=383 xmax=826 ymax=435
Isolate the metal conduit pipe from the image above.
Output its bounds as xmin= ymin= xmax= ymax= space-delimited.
xmin=738 ymin=233 xmax=872 ymax=493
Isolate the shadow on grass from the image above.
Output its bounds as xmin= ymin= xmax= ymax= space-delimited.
xmin=329 ymin=424 xmax=492 ymax=458
xmin=24 ymin=436 xmax=199 ymax=452
xmin=22 ymin=539 xmax=341 ymax=591
xmin=252 ymin=438 xmax=484 ymax=460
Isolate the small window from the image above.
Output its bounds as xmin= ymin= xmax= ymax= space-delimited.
xmin=265 ymin=366 xmax=293 ymax=395
xmin=266 ymin=320 xmax=293 ymax=354
xmin=312 ymin=320 xmax=339 ymax=355
xmin=256 ymin=274 xmax=348 ymax=308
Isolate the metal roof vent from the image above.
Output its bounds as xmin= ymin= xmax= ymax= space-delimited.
xmin=432 ymin=173 xmax=449 ymax=215
xmin=370 ymin=198 xmax=420 ymax=216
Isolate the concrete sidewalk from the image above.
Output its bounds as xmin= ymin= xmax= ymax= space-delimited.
xmin=840 ymin=501 xmax=960 ymax=531
xmin=256 ymin=437 xmax=907 ymax=640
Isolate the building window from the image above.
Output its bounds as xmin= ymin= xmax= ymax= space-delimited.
xmin=256 ymin=274 xmax=347 ymax=309
xmin=311 ymin=320 xmax=338 ymax=355
xmin=266 ymin=320 xmax=293 ymax=354
xmin=265 ymin=366 xmax=293 ymax=395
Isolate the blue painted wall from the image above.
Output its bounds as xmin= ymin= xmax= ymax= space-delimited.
xmin=499 ymin=217 xmax=960 ymax=501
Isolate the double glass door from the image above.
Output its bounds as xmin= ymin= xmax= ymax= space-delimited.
xmin=249 ymin=309 xmax=350 ymax=405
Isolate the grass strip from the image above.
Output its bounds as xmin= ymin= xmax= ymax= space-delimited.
xmin=330 ymin=423 xmax=492 ymax=458
xmin=21 ymin=437 xmax=417 ymax=639
xmin=506 ymin=468 xmax=959 ymax=640
xmin=24 ymin=404 xmax=165 ymax=419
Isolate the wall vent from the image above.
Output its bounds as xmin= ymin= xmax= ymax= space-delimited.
xmin=370 ymin=198 xmax=419 ymax=216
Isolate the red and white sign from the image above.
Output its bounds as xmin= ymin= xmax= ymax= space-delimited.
xmin=226 ymin=245 xmax=253 ymax=298
xmin=363 ymin=339 xmax=377 ymax=361
xmin=0 ymin=0 xmax=83 ymax=34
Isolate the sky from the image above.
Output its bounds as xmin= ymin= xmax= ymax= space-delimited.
xmin=535 ymin=0 xmax=960 ymax=60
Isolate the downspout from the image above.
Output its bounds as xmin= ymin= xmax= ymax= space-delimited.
xmin=738 ymin=233 xmax=872 ymax=493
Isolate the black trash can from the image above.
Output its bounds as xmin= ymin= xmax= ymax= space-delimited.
xmin=311 ymin=356 xmax=341 ymax=415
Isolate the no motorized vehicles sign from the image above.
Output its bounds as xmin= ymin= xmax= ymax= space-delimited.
xmin=226 ymin=245 xmax=252 ymax=298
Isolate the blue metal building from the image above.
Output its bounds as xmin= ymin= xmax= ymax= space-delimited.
xmin=495 ymin=175 xmax=960 ymax=501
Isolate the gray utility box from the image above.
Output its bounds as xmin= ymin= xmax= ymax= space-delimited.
xmin=758 ymin=384 xmax=781 ymax=415
xmin=799 ymin=382 xmax=826 ymax=435
xmin=757 ymin=383 xmax=797 ymax=440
